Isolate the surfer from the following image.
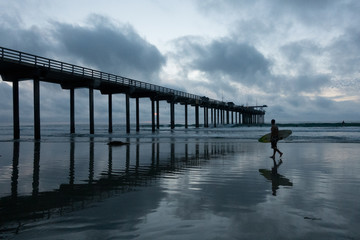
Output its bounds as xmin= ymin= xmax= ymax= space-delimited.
xmin=270 ymin=119 xmax=283 ymax=159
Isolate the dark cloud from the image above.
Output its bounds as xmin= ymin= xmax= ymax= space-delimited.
xmin=270 ymin=0 xmax=360 ymax=28
xmin=0 ymin=15 xmax=51 ymax=56
xmin=0 ymin=14 xmax=166 ymax=82
xmin=52 ymin=14 xmax=166 ymax=81
xmin=172 ymin=36 xmax=271 ymax=92
xmin=327 ymin=28 xmax=360 ymax=76
xmin=171 ymin=34 xmax=333 ymax=108
xmin=283 ymin=74 xmax=330 ymax=94
xmin=280 ymin=40 xmax=322 ymax=71
xmin=193 ymin=39 xmax=270 ymax=80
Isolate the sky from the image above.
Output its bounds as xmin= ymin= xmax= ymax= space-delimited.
xmin=0 ymin=0 xmax=360 ymax=124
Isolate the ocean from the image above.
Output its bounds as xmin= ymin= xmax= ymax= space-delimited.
xmin=0 ymin=123 xmax=360 ymax=239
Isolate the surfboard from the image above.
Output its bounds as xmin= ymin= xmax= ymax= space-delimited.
xmin=258 ymin=130 xmax=292 ymax=143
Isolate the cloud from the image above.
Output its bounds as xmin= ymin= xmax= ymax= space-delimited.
xmin=192 ymin=39 xmax=270 ymax=82
xmin=0 ymin=14 xmax=51 ymax=56
xmin=282 ymin=74 xmax=331 ymax=95
xmin=328 ymin=28 xmax=360 ymax=76
xmin=280 ymin=40 xmax=322 ymax=72
xmin=168 ymin=36 xmax=272 ymax=101
xmin=52 ymin=14 xmax=166 ymax=81
xmin=0 ymin=14 xmax=166 ymax=82
xmin=197 ymin=0 xmax=360 ymax=29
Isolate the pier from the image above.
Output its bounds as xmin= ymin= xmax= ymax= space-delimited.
xmin=0 ymin=46 xmax=266 ymax=139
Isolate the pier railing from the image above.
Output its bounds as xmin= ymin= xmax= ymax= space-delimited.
xmin=1 ymin=47 xmax=198 ymax=99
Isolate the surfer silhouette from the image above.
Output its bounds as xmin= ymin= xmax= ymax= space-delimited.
xmin=270 ymin=119 xmax=283 ymax=159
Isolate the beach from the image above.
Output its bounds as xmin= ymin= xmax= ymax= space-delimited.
xmin=0 ymin=124 xmax=359 ymax=239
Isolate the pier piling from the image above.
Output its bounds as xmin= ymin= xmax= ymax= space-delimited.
xmin=33 ymin=78 xmax=41 ymax=140
xmin=12 ymin=79 xmax=20 ymax=139
xmin=70 ymin=88 xmax=75 ymax=134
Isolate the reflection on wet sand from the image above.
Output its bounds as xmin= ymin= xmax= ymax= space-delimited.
xmin=0 ymin=139 xmax=239 ymax=236
xmin=259 ymin=158 xmax=293 ymax=196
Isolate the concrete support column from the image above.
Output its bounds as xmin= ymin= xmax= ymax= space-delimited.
xmin=221 ymin=109 xmax=223 ymax=124
xmin=185 ymin=104 xmax=188 ymax=129
xmin=214 ymin=108 xmax=217 ymax=127
xmin=170 ymin=102 xmax=175 ymax=129
xmin=220 ymin=109 xmax=222 ymax=124
xmin=33 ymin=78 xmax=41 ymax=139
xmin=203 ymin=107 xmax=206 ymax=128
xmin=126 ymin=94 xmax=130 ymax=133
xmin=70 ymin=88 xmax=75 ymax=134
xmin=89 ymin=88 xmax=94 ymax=134
xmin=211 ymin=108 xmax=213 ymax=125
xmin=195 ymin=105 xmax=199 ymax=128
xmin=136 ymin=97 xmax=140 ymax=132
xmin=108 ymin=94 xmax=113 ymax=133
xmin=12 ymin=80 xmax=20 ymax=139
xmin=207 ymin=107 xmax=209 ymax=127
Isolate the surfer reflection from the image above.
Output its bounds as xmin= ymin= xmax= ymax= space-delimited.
xmin=259 ymin=158 xmax=293 ymax=196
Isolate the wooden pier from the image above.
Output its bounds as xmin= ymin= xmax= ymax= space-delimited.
xmin=0 ymin=46 xmax=266 ymax=139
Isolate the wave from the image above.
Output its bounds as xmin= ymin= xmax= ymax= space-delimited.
xmin=278 ymin=122 xmax=360 ymax=128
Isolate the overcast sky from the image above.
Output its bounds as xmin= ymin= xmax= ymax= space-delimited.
xmin=1 ymin=0 xmax=360 ymax=124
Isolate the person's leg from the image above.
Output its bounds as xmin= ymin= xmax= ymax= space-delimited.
xmin=271 ymin=140 xmax=276 ymax=158
xmin=271 ymin=149 xmax=276 ymax=158
xmin=274 ymin=140 xmax=282 ymax=157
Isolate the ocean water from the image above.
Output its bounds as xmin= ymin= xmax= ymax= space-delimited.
xmin=0 ymin=123 xmax=360 ymax=239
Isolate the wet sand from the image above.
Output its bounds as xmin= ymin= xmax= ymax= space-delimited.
xmin=0 ymin=139 xmax=359 ymax=239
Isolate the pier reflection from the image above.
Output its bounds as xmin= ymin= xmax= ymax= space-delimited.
xmin=11 ymin=142 xmax=19 ymax=200
xmin=0 ymin=139 xmax=238 ymax=236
